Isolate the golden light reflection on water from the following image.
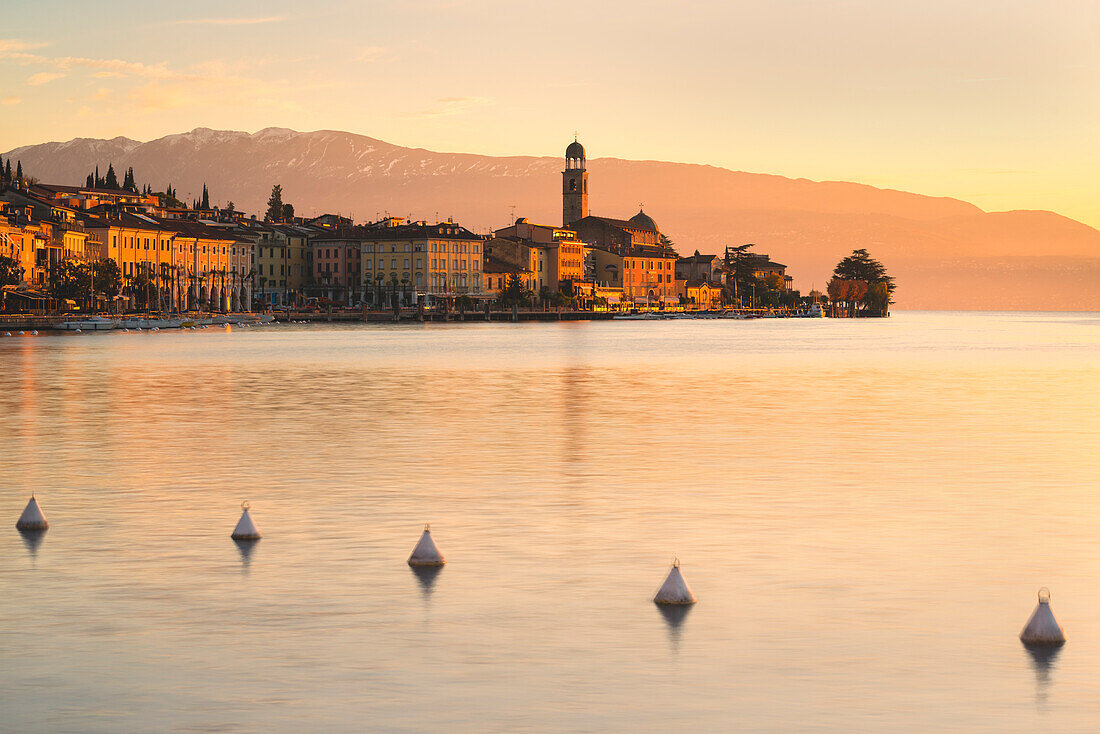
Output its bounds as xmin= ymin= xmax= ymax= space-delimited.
xmin=1 ymin=312 xmax=1099 ymax=732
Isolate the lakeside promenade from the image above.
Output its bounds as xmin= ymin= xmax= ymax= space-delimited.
xmin=0 ymin=304 xmax=821 ymax=331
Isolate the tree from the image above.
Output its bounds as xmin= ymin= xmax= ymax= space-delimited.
xmin=127 ymin=265 xmax=155 ymax=310
xmin=122 ymin=167 xmax=136 ymax=192
xmin=826 ymin=278 xmax=868 ymax=317
xmin=15 ymin=160 xmax=23 ymax=185
xmin=864 ymin=281 xmax=890 ymax=317
xmin=86 ymin=173 xmax=95 ymax=188
xmin=201 ymin=183 xmax=209 ymax=209
xmin=48 ymin=260 xmax=92 ymax=302
xmin=5 ymin=159 xmax=13 ymax=184
xmin=265 ymin=185 xmax=284 ymax=222
xmin=281 ymin=203 xmax=294 ymax=221
xmin=104 ymin=163 xmax=118 ymax=189
xmin=499 ymin=272 xmax=532 ymax=307
xmin=831 ymin=249 xmax=894 ymax=316
xmin=94 ymin=259 xmax=122 ymax=299
xmin=0 ymin=255 xmax=22 ymax=287
xmin=659 ymin=233 xmax=676 ymax=251
xmin=723 ymin=243 xmax=760 ymax=307
xmin=225 ymin=201 xmax=236 ymax=217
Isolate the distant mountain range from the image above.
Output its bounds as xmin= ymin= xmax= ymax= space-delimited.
xmin=5 ymin=127 xmax=1098 ymax=310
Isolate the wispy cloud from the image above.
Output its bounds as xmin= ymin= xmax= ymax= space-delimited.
xmin=0 ymin=37 xmax=296 ymax=117
xmin=0 ymin=39 xmax=46 ymax=53
xmin=28 ymin=71 xmax=65 ymax=85
xmin=1 ymin=96 xmax=21 ymax=105
xmin=173 ymin=16 xmax=286 ymax=26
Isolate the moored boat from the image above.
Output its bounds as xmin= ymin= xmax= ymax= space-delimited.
xmin=54 ymin=316 xmax=118 ymax=331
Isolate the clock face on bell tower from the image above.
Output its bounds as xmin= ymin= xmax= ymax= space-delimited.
xmin=563 ymin=138 xmax=589 ymax=227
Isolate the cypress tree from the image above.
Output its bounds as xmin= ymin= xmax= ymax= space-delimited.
xmin=95 ymin=165 xmax=102 ymax=187
xmin=6 ymin=160 xmax=13 ymax=182
xmin=86 ymin=173 xmax=95 ymax=188
xmin=201 ymin=183 xmax=209 ymax=209
xmin=265 ymin=184 xmax=284 ymax=222
xmin=104 ymin=163 xmax=118 ymax=189
xmin=16 ymin=160 xmax=23 ymax=183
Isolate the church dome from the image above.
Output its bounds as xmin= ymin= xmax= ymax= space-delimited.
xmin=566 ymin=140 xmax=585 ymax=159
xmin=629 ymin=209 xmax=657 ymax=231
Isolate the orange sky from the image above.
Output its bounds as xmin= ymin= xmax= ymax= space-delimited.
xmin=1 ymin=1 xmax=1098 ymax=228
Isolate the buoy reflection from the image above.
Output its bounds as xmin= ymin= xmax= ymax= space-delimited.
xmin=410 ymin=564 xmax=443 ymax=599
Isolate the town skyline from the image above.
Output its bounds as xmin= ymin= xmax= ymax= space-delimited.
xmin=1 ymin=0 xmax=1098 ymax=229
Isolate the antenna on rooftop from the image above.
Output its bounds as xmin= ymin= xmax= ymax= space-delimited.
xmin=509 ymin=204 xmax=516 ymax=224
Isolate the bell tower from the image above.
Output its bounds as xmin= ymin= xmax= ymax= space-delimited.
xmin=563 ymin=137 xmax=588 ymax=227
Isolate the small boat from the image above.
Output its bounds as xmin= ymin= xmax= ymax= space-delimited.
xmin=613 ymin=312 xmax=662 ymax=320
xmin=55 ymin=316 xmax=118 ymax=331
xmin=118 ymin=317 xmax=185 ymax=329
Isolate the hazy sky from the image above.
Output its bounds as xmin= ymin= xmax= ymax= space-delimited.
xmin=2 ymin=0 xmax=1097 ymax=227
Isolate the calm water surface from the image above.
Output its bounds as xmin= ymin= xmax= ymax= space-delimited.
xmin=2 ymin=312 xmax=1099 ymax=732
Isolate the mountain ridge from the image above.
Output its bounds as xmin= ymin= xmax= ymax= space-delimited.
xmin=4 ymin=127 xmax=1098 ymax=309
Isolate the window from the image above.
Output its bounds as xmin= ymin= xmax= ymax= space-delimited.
xmin=474 ymin=244 xmax=479 ymax=254
xmin=391 ymin=258 xmax=397 ymax=269
xmin=404 ymin=259 xmax=409 ymax=269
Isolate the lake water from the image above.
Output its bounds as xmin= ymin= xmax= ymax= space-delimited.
xmin=2 ymin=312 xmax=1099 ymax=732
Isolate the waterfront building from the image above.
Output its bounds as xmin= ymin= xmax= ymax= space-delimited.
xmin=1 ymin=190 xmax=100 ymax=286
xmin=310 ymin=232 xmax=363 ymax=305
xmin=227 ymin=233 xmax=256 ymax=311
xmin=483 ymin=237 xmax=540 ymax=293
xmin=82 ymin=212 xmax=235 ymax=311
xmin=679 ymin=279 xmax=722 ymax=309
xmin=481 ymin=255 xmax=532 ymax=298
xmin=250 ymin=224 xmax=312 ymax=307
xmin=333 ymin=221 xmax=483 ymax=307
xmin=676 ymin=252 xmax=724 ymax=284
xmin=491 ymin=218 xmax=589 ymax=295
xmin=746 ymin=253 xmax=794 ymax=290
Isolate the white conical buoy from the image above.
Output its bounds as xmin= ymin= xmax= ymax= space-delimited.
xmin=654 ymin=558 xmax=696 ymax=605
xmin=231 ymin=501 xmax=262 ymax=540
xmin=407 ymin=523 xmax=445 ymax=566
xmin=1020 ymin=587 xmax=1065 ymax=645
xmin=16 ymin=495 xmax=49 ymax=531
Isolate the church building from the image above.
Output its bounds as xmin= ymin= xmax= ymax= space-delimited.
xmin=562 ymin=138 xmax=679 ymax=304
